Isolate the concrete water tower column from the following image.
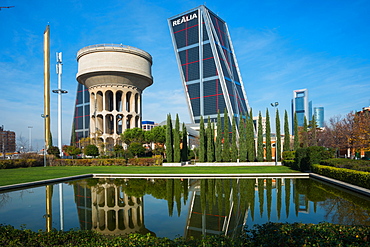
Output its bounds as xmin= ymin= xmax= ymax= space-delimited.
xmin=76 ymin=44 xmax=153 ymax=146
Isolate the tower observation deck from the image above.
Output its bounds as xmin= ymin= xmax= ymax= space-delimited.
xmin=76 ymin=44 xmax=153 ymax=147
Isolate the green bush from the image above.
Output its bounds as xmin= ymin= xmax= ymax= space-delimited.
xmin=312 ymin=164 xmax=370 ymax=189
xmin=292 ymin=146 xmax=335 ymax=172
xmin=320 ymin=158 xmax=370 ymax=172
xmin=282 ymin=150 xmax=295 ymax=160
xmin=0 ymin=159 xmax=43 ymax=169
xmin=281 ymin=159 xmax=295 ymax=168
xmin=128 ymin=157 xmax=157 ymax=166
xmin=1 ymin=222 xmax=370 ymax=246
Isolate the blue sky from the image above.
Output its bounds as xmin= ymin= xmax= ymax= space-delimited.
xmin=1 ymin=0 xmax=369 ymax=151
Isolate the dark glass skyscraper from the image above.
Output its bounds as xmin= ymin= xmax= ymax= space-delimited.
xmin=168 ymin=6 xmax=250 ymax=124
xmin=292 ymin=89 xmax=312 ymax=133
xmin=70 ymin=83 xmax=90 ymax=145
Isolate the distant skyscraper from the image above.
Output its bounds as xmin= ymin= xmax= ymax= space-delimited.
xmin=292 ymin=89 xmax=312 ymax=132
xmin=168 ymin=6 xmax=250 ymax=125
xmin=314 ymin=107 xmax=324 ymax=128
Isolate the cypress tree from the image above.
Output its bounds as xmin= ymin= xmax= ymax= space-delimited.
xmin=173 ymin=114 xmax=181 ymax=162
xmin=215 ymin=110 xmax=222 ymax=162
xmin=265 ymin=109 xmax=272 ymax=161
xmin=302 ymin=116 xmax=308 ymax=148
xmin=222 ymin=108 xmax=230 ymax=162
xmin=293 ymin=112 xmax=299 ymax=151
xmin=207 ymin=117 xmax=215 ymax=162
xmin=247 ymin=109 xmax=256 ymax=161
xmin=181 ymin=123 xmax=188 ymax=161
xmin=165 ymin=114 xmax=173 ymax=162
xmin=276 ymin=109 xmax=281 ymax=161
xmin=231 ymin=116 xmax=238 ymax=162
xmin=199 ymin=116 xmax=206 ymax=162
xmin=283 ymin=110 xmax=291 ymax=152
xmin=310 ymin=115 xmax=317 ymax=146
xmin=239 ymin=115 xmax=247 ymax=162
xmin=257 ymin=111 xmax=264 ymax=162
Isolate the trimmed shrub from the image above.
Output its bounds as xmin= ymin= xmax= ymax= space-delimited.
xmin=282 ymin=151 xmax=295 ymax=160
xmin=292 ymin=146 xmax=335 ymax=172
xmin=312 ymin=164 xmax=370 ymax=189
xmin=320 ymin=158 xmax=370 ymax=172
xmin=128 ymin=158 xmax=157 ymax=166
xmin=0 ymin=159 xmax=43 ymax=169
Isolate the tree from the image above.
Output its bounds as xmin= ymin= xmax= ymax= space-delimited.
xmin=181 ymin=123 xmax=188 ymax=161
xmin=239 ymin=115 xmax=247 ymax=162
xmin=113 ymin=144 xmax=124 ymax=157
xmin=84 ymin=144 xmax=99 ymax=157
xmin=128 ymin=142 xmax=146 ymax=157
xmin=257 ymin=111 xmax=264 ymax=162
xmin=199 ymin=116 xmax=206 ymax=162
xmin=63 ymin=145 xmax=82 ymax=159
xmin=215 ymin=110 xmax=222 ymax=162
xmin=265 ymin=109 xmax=272 ymax=161
xmin=222 ymin=108 xmax=230 ymax=162
xmin=301 ymin=116 xmax=309 ymax=148
xmin=276 ymin=109 xmax=281 ymax=161
xmin=150 ymin=126 xmax=166 ymax=145
xmin=293 ymin=112 xmax=299 ymax=151
xmin=120 ymin=127 xmax=145 ymax=145
xmin=207 ymin=117 xmax=215 ymax=162
xmin=231 ymin=116 xmax=238 ymax=162
xmin=283 ymin=110 xmax=291 ymax=152
xmin=309 ymin=115 xmax=318 ymax=146
xmin=47 ymin=146 xmax=60 ymax=158
xmin=247 ymin=109 xmax=256 ymax=162
xmin=165 ymin=114 xmax=173 ymax=162
xmin=173 ymin=114 xmax=181 ymax=162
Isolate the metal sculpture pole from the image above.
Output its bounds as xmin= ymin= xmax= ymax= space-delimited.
xmin=44 ymin=25 xmax=51 ymax=148
xmin=53 ymin=52 xmax=68 ymax=157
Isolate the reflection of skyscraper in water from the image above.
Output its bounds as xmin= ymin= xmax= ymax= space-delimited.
xmin=184 ymin=179 xmax=244 ymax=238
xmin=73 ymin=181 xmax=152 ymax=235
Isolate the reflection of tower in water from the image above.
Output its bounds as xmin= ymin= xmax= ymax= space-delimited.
xmin=74 ymin=181 xmax=152 ymax=236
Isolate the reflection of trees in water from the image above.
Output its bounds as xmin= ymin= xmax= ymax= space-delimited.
xmin=295 ymin=179 xmax=370 ymax=226
xmin=319 ymin=198 xmax=370 ymax=225
xmin=0 ymin=193 xmax=10 ymax=208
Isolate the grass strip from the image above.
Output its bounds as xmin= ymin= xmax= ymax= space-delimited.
xmin=0 ymin=165 xmax=299 ymax=186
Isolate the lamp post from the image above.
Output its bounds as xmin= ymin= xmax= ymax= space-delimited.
xmin=271 ymin=102 xmax=279 ymax=166
xmin=28 ymin=126 xmax=33 ymax=152
xmin=41 ymin=114 xmax=49 ymax=167
xmin=52 ymin=52 xmax=68 ymax=158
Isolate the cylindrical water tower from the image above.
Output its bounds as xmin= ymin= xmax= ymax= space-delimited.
xmin=76 ymin=44 xmax=153 ymax=146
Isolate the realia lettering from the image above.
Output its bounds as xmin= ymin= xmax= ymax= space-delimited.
xmin=172 ymin=13 xmax=198 ymax=26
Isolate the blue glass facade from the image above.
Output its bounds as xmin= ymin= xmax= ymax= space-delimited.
xmin=292 ymin=89 xmax=312 ymax=133
xmin=168 ymin=6 xmax=250 ymax=124
xmin=71 ymin=83 xmax=90 ymax=145
xmin=314 ymin=107 xmax=324 ymax=128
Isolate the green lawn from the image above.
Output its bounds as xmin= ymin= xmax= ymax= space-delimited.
xmin=0 ymin=165 xmax=300 ymax=187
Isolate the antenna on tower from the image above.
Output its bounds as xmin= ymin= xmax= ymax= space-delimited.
xmin=0 ymin=6 xmax=14 ymax=11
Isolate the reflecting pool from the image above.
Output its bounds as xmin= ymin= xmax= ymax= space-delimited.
xmin=0 ymin=177 xmax=370 ymax=239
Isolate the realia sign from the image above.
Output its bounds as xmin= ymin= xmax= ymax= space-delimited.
xmin=172 ymin=12 xmax=198 ymax=26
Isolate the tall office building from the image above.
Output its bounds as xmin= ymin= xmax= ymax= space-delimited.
xmin=292 ymin=89 xmax=312 ymax=132
xmin=314 ymin=107 xmax=324 ymax=128
xmin=168 ymin=6 xmax=250 ymax=125
xmin=71 ymin=83 xmax=90 ymax=145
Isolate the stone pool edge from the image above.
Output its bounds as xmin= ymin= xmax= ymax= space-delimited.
xmin=1 ymin=173 xmax=370 ymax=198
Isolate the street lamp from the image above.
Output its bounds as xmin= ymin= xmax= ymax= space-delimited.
xmin=28 ymin=126 xmax=33 ymax=152
xmin=52 ymin=52 xmax=68 ymax=158
xmin=271 ymin=102 xmax=279 ymax=166
xmin=41 ymin=114 xmax=49 ymax=167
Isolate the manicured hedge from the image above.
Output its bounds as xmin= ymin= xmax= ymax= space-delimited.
xmin=50 ymin=158 xmax=128 ymax=166
xmin=128 ymin=157 xmax=158 ymax=166
xmin=320 ymin=158 xmax=370 ymax=172
xmin=1 ymin=222 xmax=370 ymax=246
xmin=0 ymin=159 xmax=43 ymax=169
xmin=244 ymin=222 xmax=370 ymax=246
xmin=312 ymin=164 xmax=370 ymax=190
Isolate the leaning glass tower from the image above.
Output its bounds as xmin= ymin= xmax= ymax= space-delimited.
xmin=168 ymin=5 xmax=250 ymax=124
